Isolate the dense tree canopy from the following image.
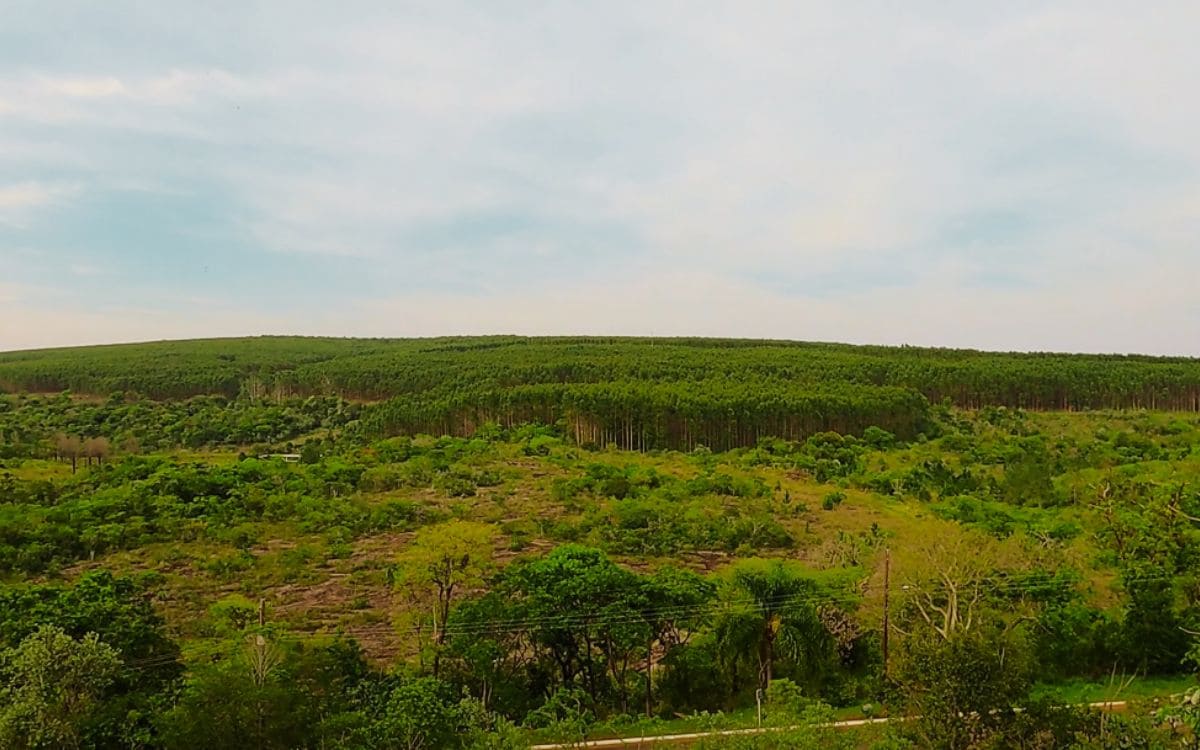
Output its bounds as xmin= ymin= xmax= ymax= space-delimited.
xmin=3 ymin=337 xmax=1199 ymax=453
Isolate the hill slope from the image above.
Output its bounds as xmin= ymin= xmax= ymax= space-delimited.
xmin=2 ymin=336 xmax=1198 ymax=451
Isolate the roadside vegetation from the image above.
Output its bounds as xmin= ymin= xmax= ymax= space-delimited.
xmin=1 ymin=336 xmax=1199 ymax=748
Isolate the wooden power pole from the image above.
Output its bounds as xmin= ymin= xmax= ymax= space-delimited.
xmin=646 ymin=636 xmax=653 ymax=718
xmin=882 ymin=548 xmax=891 ymax=678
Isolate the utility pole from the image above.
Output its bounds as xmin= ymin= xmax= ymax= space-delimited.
xmin=882 ymin=548 xmax=891 ymax=679
xmin=258 ymin=598 xmax=266 ymax=628
xmin=646 ymin=636 xmax=653 ymax=718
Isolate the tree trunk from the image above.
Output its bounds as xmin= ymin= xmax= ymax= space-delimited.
xmin=760 ymin=625 xmax=774 ymax=688
xmin=583 ymin=631 xmax=599 ymax=703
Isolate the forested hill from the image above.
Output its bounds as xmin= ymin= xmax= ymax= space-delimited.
xmin=2 ymin=336 xmax=1199 ymax=450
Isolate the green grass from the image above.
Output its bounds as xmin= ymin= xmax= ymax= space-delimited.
xmin=525 ymin=677 xmax=1194 ymax=745
xmin=1033 ymin=675 xmax=1196 ymax=704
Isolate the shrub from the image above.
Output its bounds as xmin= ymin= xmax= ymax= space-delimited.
xmin=822 ymin=491 xmax=845 ymax=511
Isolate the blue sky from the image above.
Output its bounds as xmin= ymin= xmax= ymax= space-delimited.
xmin=2 ymin=1 xmax=1198 ymax=354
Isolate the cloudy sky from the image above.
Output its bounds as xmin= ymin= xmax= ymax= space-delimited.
xmin=2 ymin=2 xmax=1198 ymax=354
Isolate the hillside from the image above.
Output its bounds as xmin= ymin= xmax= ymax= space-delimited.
xmin=0 ymin=338 xmax=1198 ymax=748
xmin=2 ymin=336 xmax=1199 ymax=452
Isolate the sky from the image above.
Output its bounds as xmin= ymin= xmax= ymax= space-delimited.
xmin=2 ymin=1 xmax=1198 ymax=354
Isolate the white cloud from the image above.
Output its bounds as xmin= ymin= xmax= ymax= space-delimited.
xmin=40 ymin=76 xmax=127 ymax=98
xmin=0 ymin=182 xmax=78 ymax=227
xmin=68 ymin=263 xmax=103 ymax=276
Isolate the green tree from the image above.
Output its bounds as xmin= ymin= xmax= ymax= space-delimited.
xmin=509 ymin=545 xmax=644 ymax=709
xmin=0 ymin=625 xmax=122 ymax=750
xmin=446 ymin=592 xmax=535 ymax=716
xmin=893 ymin=521 xmax=1035 ymax=641
xmin=157 ymin=644 xmax=302 ymax=750
xmin=640 ymin=566 xmax=715 ymax=715
xmin=713 ymin=559 xmax=834 ymax=691
xmin=395 ymin=521 xmax=498 ymax=673
xmin=0 ymin=571 xmax=182 ymax=748
xmin=371 ymin=677 xmax=461 ymax=750
xmin=892 ymin=627 xmax=1033 ymax=750
xmin=157 ymin=636 xmax=370 ymax=750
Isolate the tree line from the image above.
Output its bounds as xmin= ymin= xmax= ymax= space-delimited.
xmin=360 ymin=381 xmax=930 ymax=451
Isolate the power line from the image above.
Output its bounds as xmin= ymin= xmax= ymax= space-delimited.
xmin=177 ymin=569 xmax=1166 ymax=642
xmin=108 ymin=568 xmax=1187 ymax=673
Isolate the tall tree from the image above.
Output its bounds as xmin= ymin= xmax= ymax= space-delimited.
xmin=713 ymin=559 xmax=834 ymax=690
xmin=638 ymin=566 xmax=714 ymax=716
xmin=395 ymin=521 xmax=498 ymax=673
xmin=894 ymin=521 xmax=1036 ymax=641
xmin=508 ymin=546 xmax=643 ymax=707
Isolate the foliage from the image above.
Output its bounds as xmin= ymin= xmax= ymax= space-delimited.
xmin=892 ymin=627 xmax=1034 ymax=750
xmin=713 ymin=559 xmax=850 ymax=696
xmin=0 ymin=572 xmax=181 ymax=748
xmin=6 ymin=336 xmax=1199 ymax=453
xmin=395 ymin=520 xmax=498 ymax=670
xmin=3 ymin=336 xmax=1198 ymax=416
xmin=2 ymin=342 xmax=1200 ymax=745
xmin=0 ymin=625 xmax=122 ymax=750
xmin=0 ymin=391 xmax=356 ymax=457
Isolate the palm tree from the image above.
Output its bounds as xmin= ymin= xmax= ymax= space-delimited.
xmin=714 ymin=559 xmax=831 ymax=689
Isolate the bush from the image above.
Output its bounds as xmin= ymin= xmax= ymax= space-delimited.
xmin=822 ymin=491 xmax=845 ymax=511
